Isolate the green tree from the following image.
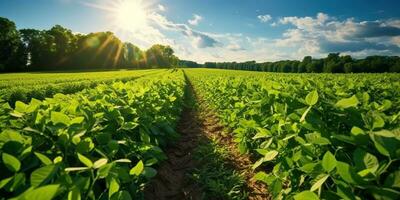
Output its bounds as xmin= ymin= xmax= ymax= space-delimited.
xmin=145 ymin=45 xmax=178 ymax=68
xmin=0 ymin=17 xmax=26 ymax=71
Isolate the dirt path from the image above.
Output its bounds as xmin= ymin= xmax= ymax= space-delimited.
xmin=144 ymin=103 xmax=204 ymax=200
xmin=193 ymin=89 xmax=269 ymax=200
xmin=144 ymin=77 xmax=269 ymax=200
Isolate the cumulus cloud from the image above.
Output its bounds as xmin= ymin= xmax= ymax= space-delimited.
xmin=257 ymin=14 xmax=272 ymax=23
xmin=274 ymin=12 xmax=400 ymax=57
xmin=149 ymin=13 xmax=219 ymax=48
xmin=158 ymin=4 xmax=165 ymax=12
xmin=188 ymin=14 xmax=203 ymax=26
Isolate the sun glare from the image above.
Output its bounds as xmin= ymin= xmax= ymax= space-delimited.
xmin=113 ymin=0 xmax=148 ymax=32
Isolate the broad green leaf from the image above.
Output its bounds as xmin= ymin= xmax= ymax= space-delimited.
xmin=15 ymin=101 xmax=28 ymax=113
xmin=93 ymin=158 xmax=108 ymax=169
xmin=351 ymin=127 xmax=365 ymax=136
xmin=322 ymin=151 xmax=336 ymax=172
xmin=34 ymin=152 xmax=52 ymax=166
xmin=336 ymin=161 xmax=364 ymax=184
xmin=109 ymin=178 xmax=120 ymax=198
xmin=310 ymin=174 xmax=329 ymax=192
xmin=252 ymin=128 xmax=271 ymax=139
xmin=384 ymin=170 xmax=400 ymax=188
xmin=68 ymin=188 xmax=81 ymax=200
xmin=253 ymin=171 xmax=270 ymax=184
xmin=294 ymin=191 xmax=320 ymax=200
xmin=77 ymin=153 xmax=93 ymax=168
xmin=252 ymin=157 xmax=265 ymax=170
xmin=53 ymin=156 xmax=63 ymax=164
xmin=2 ymin=153 xmax=21 ymax=172
xmin=305 ymin=90 xmax=319 ymax=106
xmin=110 ymin=190 xmax=132 ymax=200
xmin=51 ymin=111 xmax=70 ymax=125
xmin=0 ymin=176 xmax=13 ymax=189
xmin=18 ymin=184 xmax=60 ymax=200
xmin=305 ymin=132 xmax=331 ymax=145
xmin=143 ymin=167 xmax=157 ymax=178
xmin=71 ymin=117 xmax=85 ymax=125
xmin=98 ymin=163 xmax=114 ymax=178
xmin=264 ymin=150 xmax=279 ymax=161
xmin=335 ymin=95 xmax=359 ymax=109
xmin=30 ymin=165 xmax=57 ymax=187
xmin=372 ymin=114 xmax=385 ymax=130
xmin=353 ymin=148 xmax=379 ymax=173
xmin=129 ymin=160 xmax=144 ymax=176
xmin=369 ymin=187 xmax=400 ymax=200
xmin=369 ymin=132 xmax=396 ymax=157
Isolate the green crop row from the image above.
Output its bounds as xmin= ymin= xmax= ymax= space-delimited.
xmin=185 ymin=69 xmax=400 ymax=200
xmin=0 ymin=70 xmax=186 ymax=199
xmin=0 ymin=69 xmax=163 ymax=106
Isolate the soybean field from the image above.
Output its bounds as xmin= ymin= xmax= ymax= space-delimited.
xmin=0 ymin=68 xmax=399 ymax=200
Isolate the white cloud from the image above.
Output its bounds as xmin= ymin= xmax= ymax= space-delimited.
xmin=273 ymin=13 xmax=400 ymax=58
xmin=158 ymin=4 xmax=165 ymax=12
xmin=257 ymin=14 xmax=272 ymax=23
xmin=149 ymin=13 xmax=219 ymax=48
xmin=188 ymin=14 xmax=203 ymax=26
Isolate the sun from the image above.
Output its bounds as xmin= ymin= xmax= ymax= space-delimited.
xmin=113 ymin=0 xmax=148 ymax=32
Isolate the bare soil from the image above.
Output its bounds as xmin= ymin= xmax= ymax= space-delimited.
xmin=144 ymin=80 xmax=270 ymax=200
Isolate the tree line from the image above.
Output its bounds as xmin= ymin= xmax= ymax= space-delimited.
xmin=2 ymin=16 xmax=399 ymax=73
xmin=179 ymin=54 xmax=400 ymax=73
xmin=0 ymin=17 xmax=178 ymax=72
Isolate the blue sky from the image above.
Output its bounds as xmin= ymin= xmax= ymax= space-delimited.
xmin=1 ymin=0 xmax=400 ymax=63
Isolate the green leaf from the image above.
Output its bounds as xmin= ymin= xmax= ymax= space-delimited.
xmin=110 ymin=190 xmax=132 ymax=200
xmin=142 ymin=167 xmax=157 ymax=179
xmin=264 ymin=150 xmax=279 ymax=161
xmin=20 ymin=184 xmax=60 ymax=200
xmin=300 ymin=106 xmax=312 ymax=123
xmin=129 ymin=160 xmax=144 ymax=176
xmin=77 ymin=153 xmax=93 ymax=168
xmin=0 ymin=176 xmax=13 ymax=189
xmin=65 ymin=167 xmax=90 ymax=172
xmin=114 ymin=159 xmax=131 ymax=163
xmin=369 ymin=187 xmax=400 ymax=200
xmin=252 ymin=128 xmax=271 ymax=139
xmin=322 ymin=151 xmax=336 ymax=173
xmin=30 ymin=165 xmax=57 ymax=187
xmin=53 ymin=156 xmax=63 ymax=164
xmin=384 ymin=170 xmax=400 ymax=189
xmin=369 ymin=131 xmax=399 ymax=157
xmin=372 ymin=114 xmax=385 ymax=130
xmin=34 ymin=152 xmax=52 ymax=165
xmin=98 ymin=163 xmax=114 ymax=178
xmin=68 ymin=188 xmax=81 ymax=200
xmin=353 ymin=148 xmax=379 ymax=173
xmin=335 ymin=95 xmax=359 ymax=109
xmin=305 ymin=90 xmax=319 ymax=106
xmin=109 ymin=178 xmax=120 ymax=198
xmin=93 ymin=158 xmax=108 ymax=169
xmin=253 ymin=171 xmax=271 ymax=185
xmin=294 ymin=191 xmax=320 ymax=200
xmin=51 ymin=111 xmax=70 ymax=125
xmin=305 ymin=132 xmax=331 ymax=145
xmin=15 ymin=101 xmax=28 ymax=113
xmin=2 ymin=153 xmax=21 ymax=172
xmin=310 ymin=174 xmax=329 ymax=192
xmin=351 ymin=126 xmax=365 ymax=136
xmin=71 ymin=117 xmax=85 ymax=125
xmin=336 ymin=161 xmax=364 ymax=184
